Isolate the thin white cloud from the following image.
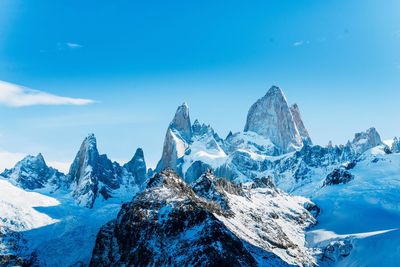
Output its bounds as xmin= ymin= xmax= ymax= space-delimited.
xmin=0 ymin=81 xmax=94 ymax=107
xmin=56 ymin=42 xmax=83 ymax=51
xmin=293 ymin=40 xmax=305 ymax=47
xmin=66 ymin=42 xmax=82 ymax=49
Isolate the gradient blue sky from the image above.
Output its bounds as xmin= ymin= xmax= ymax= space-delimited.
xmin=0 ymin=0 xmax=399 ymax=170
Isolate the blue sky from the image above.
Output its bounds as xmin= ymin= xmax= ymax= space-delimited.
xmin=0 ymin=0 xmax=399 ymax=171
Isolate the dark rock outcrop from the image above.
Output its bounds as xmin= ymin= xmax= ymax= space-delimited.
xmin=323 ymin=168 xmax=354 ymax=186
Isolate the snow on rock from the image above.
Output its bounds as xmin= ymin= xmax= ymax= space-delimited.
xmin=170 ymin=102 xmax=192 ymax=141
xmin=1 ymin=153 xmax=65 ymax=190
xmin=391 ymin=137 xmax=400 ymax=153
xmin=0 ymin=177 xmax=137 ymax=266
xmin=90 ymin=170 xmax=317 ymax=267
xmin=350 ymin=127 xmax=383 ymax=155
xmin=322 ymin=167 xmax=354 ymax=186
xmin=305 ymin=145 xmax=400 ymax=266
xmin=67 ymin=134 xmax=141 ymax=208
xmin=156 ymin=103 xmax=192 ymax=172
xmin=123 ymin=148 xmax=147 ymax=186
xmin=244 ymin=86 xmax=303 ymax=153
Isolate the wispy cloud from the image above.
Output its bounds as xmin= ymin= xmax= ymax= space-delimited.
xmin=0 ymin=81 xmax=94 ymax=107
xmin=66 ymin=42 xmax=82 ymax=49
xmin=57 ymin=42 xmax=83 ymax=51
xmin=293 ymin=40 xmax=305 ymax=47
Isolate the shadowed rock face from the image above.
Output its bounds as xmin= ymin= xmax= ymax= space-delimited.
xmin=392 ymin=137 xmax=400 ymax=153
xmin=1 ymin=153 xmax=65 ymax=190
xmin=290 ymin=103 xmax=312 ymax=145
xmin=156 ymin=104 xmax=192 ymax=172
xmin=323 ymin=167 xmax=355 ymax=186
xmin=123 ymin=148 xmax=147 ymax=186
xmin=89 ymin=170 xmax=258 ymax=267
xmin=68 ymin=134 xmax=117 ymax=208
xmin=90 ymin=170 xmax=317 ymax=267
xmin=244 ymin=86 xmax=303 ymax=153
xmin=67 ymin=134 xmax=145 ymax=208
xmin=350 ymin=127 xmax=382 ymax=155
xmin=170 ymin=102 xmax=192 ymax=142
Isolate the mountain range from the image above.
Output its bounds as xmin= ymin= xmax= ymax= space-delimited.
xmin=1 ymin=86 xmax=399 ymax=266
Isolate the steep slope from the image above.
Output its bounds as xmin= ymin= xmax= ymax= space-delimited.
xmin=156 ymin=87 xmax=313 ymax=184
xmin=156 ymin=103 xmax=192 ymax=172
xmin=67 ymin=134 xmax=142 ymax=208
xmin=349 ymin=127 xmax=383 ymax=155
xmin=0 ymin=179 xmax=59 ymax=265
xmin=123 ymin=148 xmax=147 ymax=186
xmin=306 ymin=146 xmax=400 ymax=266
xmin=90 ymin=170 xmax=316 ymax=266
xmin=244 ymin=86 xmax=303 ymax=153
xmin=1 ymin=153 xmax=65 ymax=190
xmin=0 ymin=177 xmax=128 ymax=266
xmin=0 ymin=135 xmax=148 ymax=265
xmin=290 ymin=104 xmax=312 ymax=145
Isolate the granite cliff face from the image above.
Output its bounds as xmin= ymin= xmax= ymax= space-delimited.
xmin=156 ymin=103 xmax=192 ymax=172
xmin=67 ymin=134 xmax=146 ymax=208
xmin=349 ymin=127 xmax=382 ymax=155
xmin=290 ymin=103 xmax=312 ymax=145
xmin=244 ymin=86 xmax=303 ymax=153
xmin=123 ymin=148 xmax=147 ymax=186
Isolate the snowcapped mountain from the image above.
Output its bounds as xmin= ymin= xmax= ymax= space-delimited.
xmin=0 ymin=134 xmax=148 ymax=266
xmin=1 ymin=85 xmax=400 ymax=266
xmin=150 ymin=86 xmax=400 ymax=266
xmin=67 ymin=133 xmax=144 ymax=208
xmin=1 ymin=134 xmax=148 ymax=209
xmin=1 ymin=153 xmax=65 ymax=191
xmin=90 ymin=170 xmax=317 ymax=266
xmin=244 ymin=86 xmax=304 ymax=153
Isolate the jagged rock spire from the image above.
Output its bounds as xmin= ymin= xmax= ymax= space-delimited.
xmin=350 ymin=127 xmax=383 ymax=154
xmin=244 ymin=86 xmax=303 ymax=153
xmin=1 ymin=153 xmax=64 ymax=190
xmin=170 ymin=102 xmax=192 ymax=141
xmin=392 ymin=137 xmax=400 ymax=153
xmin=124 ymin=148 xmax=147 ymax=186
xmin=68 ymin=134 xmax=122 ymax=208
xmin=68 ymin=133 xmax=99 ymax=181
xmin=156 ymin=103 xmax=192 ymax=172
xmin=290 ymin=103 xmax=312 ymax=145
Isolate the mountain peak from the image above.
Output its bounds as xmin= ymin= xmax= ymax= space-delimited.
xmin=266 ymin=85 xmax=285 ymax=98
xmin=170 ymin=103 xmax=192 ymax=141
xmin=1 ymin=153 xmax=64 ymax=190
xmin=124 ymin=148 xmax=147 ymax=186
xmin=82 ymin=133 xmax=97 ymax=149
xmin=156 ymin=104 xmax=193 ymax=172
xmin=351 ymin=127 xmax=383 ymax=154
xmin=244 ymin=86 xmax=302 ymax=153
